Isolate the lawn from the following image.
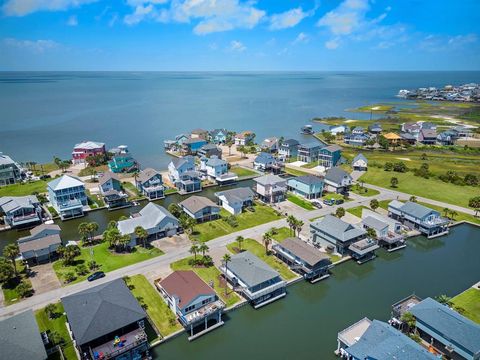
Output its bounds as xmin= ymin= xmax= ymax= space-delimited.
xmin=122 ymin=181 xmax=143 ymax=200
xmin=126 ymin=275 xmax=182 ymax=336
xmin=164 ymin=187 xmax=178 ymax=195
xmin=350 ymin=185 xmax=380 ymax=197
xmin=35 ymin=303 xmax=77 ymax=360
xmin=285 ymin=167 xmax=312 ymax=177
xmin=301 ymin=162 xmax=319 ymax=169
xmin=271 ymin=227 xmax=293 ymax=242
xmin=346 ymin=205 xmax=369 ymax=218
xmin=323 ymin=192 xmax=348 ymax=201
xmin=452 ymin=287 xmax=480 ymax=324
xmin=378 ymin=199 xmax=392 ymax=210
xmin=190 ymin=203 xmax=282 ymax=242
xmin=53 ymin=241 xmax=163 ymax=285
xmin=227 ymin=238 xmax=296 ymax=281
xmin=287 ymin=194 xmax=315 ymax=210
xmin=78 ymin=165 xmax=108 ymax=177
xmin=0 ymin=180 xmax=49 ymax=197
xmin=170 ymin=256 xmax=241 ymax=307
xmin=230 ymin=166 xmax=258 ymax=178
xmin=2 ymin=262 xmax=34 ymax=306
xmin=31 ymin=162 xmax=59 ymax=176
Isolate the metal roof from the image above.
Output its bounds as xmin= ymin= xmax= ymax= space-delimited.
xmin=0 ymin=153 xmax=17 ymax=166
xmin=325 ymin=167 xmax=352 ymax=184
xmin=362 ymin=216 xmax=388 ymax=231
xmin=287 ymin=175 xmax=323 ymax=186
xmin=118 ymin=203 xmax=178 ymax=235
xmin=254 ymin=174 xmax=284 ymax=186
xmin=0 ymin=195 xmax=39 ymax=213
xmin=98 ymin=172 xmax=120 ymax=186
xmin=353 ymin=153 xmax=368 ymax=164
xmin=136 ymin=168 xmax=161 ymax=184
xmin=254 ymin=152 xmax=275 ymax=164
xmin=311 ymin=214 xmax=366 ymax=243
xmin=48 ymin=175 xmax=84 ymax=191
xmin=73 ymin=141 xmax=105 ymax=149
xmin=215 ymin=187 xmax=254 ymax=204
xmin=276 ymin=237 xmax=331 ymax=267
xmin=228 ymin=251 xmax=281 ymax=288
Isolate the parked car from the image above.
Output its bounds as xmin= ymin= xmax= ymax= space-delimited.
xmin=87 ymin=271 xmax=105 ymax=282
xmin=323 ymin=199 xmax=335 ymax=206
xmin=312 ymin=201 xmax=323 ymax=209
xmin=335 ymin=199 xmax=344 ymax=205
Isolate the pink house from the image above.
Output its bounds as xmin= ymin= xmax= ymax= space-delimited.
xmin=72 ymin=141 xmax=106 ymax=164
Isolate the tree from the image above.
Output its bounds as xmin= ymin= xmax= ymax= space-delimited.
xmin=262 ymin=232 xmax=272 ymax=254
xmin=45 ymin=304 xmax=58 ymax=319
xmin=409 ymin=196 xmax=417 ymax=203
xmin=87 ymin=222 xmax=99 ymax=243
xmin=75 ymin=264 xmax=89 ymax=276
xmin=400 ymin=312 xmax=416 ymax=334
xmin=286 ymin=215 xmax=297 ymax=236
xmin=443 ymin=207 xmax=450 ymax=217
xmin=198 ymin=243 xmax=209 ymax=257
xmin=370 ymin=199 xmax=379 ymax=211
xmin=378 ymin=135 xmax=389 ymax=150
xmin=294 ymin=219 xmax=304 ymax=237
xmin=107 ymin=220 xmax=117 ymax=230
xmin=78 ymin=222 xmax=90 ymax=242
xmin=49 ymin=330 xmax=64 ymax=346
xmin=335 ymin=207 xmax=345 ymax=218
xmin=222 ymin=253 xmax=231 ymax=295
xmin=464 ymin=174 xmax=479 ymax=186
xmin=435 ymin=294 xmax=452 ymax=306
xmin=57 ymin=245 xmax=80 ymax=265
xmin=189 ymin=243 xmax=199 ymax=261
xmin=468 ymin=196 xmax=480 ymax=217
xmin=384 ymin=162 xmax=393 ymax=171
xmin=3 ymin=244 xmax=20 ymax=277
xmin=64 ymin=272 xmax=76 ymax=283
xmin=180 ymin=215 xmax=196 ymax=235
xmin=0 ymin=258 xmax=14 ymax=283
xmin=17 ymin=281 xmax=33 ymax=298
xmin=134 ymin=226 xmax=149 ymax=248
xmin=450 ymin=210 xmax=458 ymax=220
xmin=390 ymin=177 xmax=399 ymax=188
xmin=237 ymin=145 xmax=246 ymax=158
xmin=168 ymin=203 xmax=182 ymax=218
xmin=236 ymin=236 xmax=244 ymax=251
xmin=366 ymin=227 xmax=377 ymax=239
xmin=420 ymin=153 xmax=428 ymax=160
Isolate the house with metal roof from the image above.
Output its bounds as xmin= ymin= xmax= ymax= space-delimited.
xmin=220 ymin=251 xmax=286 ymax=308
xmin=297 ymin=142 xmax=322 ymax=163
xmin=200 ymin=156 xmax=238 ymax=185
xmin=156 ymin=270 xmax=225 ymax=340
xmin=400 ymin=131 xmax=418 ymax=145
xmin=0 ymin=310 xmax=48 ymax=360
xmin=324 ymin=167 xmax=353 ymax=194
xmin=361 ymin=213 xmax=405 ymax=251
xmin=168 ymin=155 xmax=196 ymax=184
xmin=273 ymin=237 xmax=331 ymax=282
xmin=368 ymin=123 xmax=383 ymax=134
xmin=287 ymin=175 xmax=324 ymax=199
xmin=198 ymin=143 xmax=222 ymax=159
xmin=352 ymin=153 xmax=368 ymax=171
xmin=0 ymin=152 xmax=23 ymax=186
xmin=62 ymin=279 xmax=150 ymax=360
xmin=72 ymin=141 xmax=106 ymax=165
xmin=278 ymin=139 xmax=300 ymax=159
xmin=253 ymin=174 xmax=287 ymax=203
xmin=17 ymin=224 xmax=61 ymax=265
xmin=135 ymin=168 xmax=165 ymax=200
xmin=177 ymin=170 xmax=202 ymax=194
xmin=47 ymin=175 xmax=88 ymax=220
xmin=260 ymin=137 xmax=279 ymax=152
xmin=214 ymin=187 xmax=255 ymax=215
xmin=98 ymin=172 xmax=129 ymax=209
xmin=388 ymin=200 xmax=449 ymax=238
xmin=209 ymin=128 xmax=228 ymax=144
xmin=179 ymin=195 xmax=221 ymax=222
xmin=344 ymin=132 xmax=370 ymax=146
xmin=410 ymin=297 xmax=480 ymax=360
xmin=254 ymin=152 xmax=276 ymax=171
xmin=117 ymin=202 xmax=179 ymax=246
xmin=0 ymin=195 xmax=42 ymax=228
xmin=181 ymin=138 xmax=208 ymax=155
xmin=108 ymin=145 xmax=139 ymax=173
xmin=318 ymin=144 xmax=342 ymax=169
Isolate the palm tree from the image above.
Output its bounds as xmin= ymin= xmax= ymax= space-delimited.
xmin=370 ymin=199 xmax=379 ymax=211
xmin=409 ymin=196 xmax=417 ymax=203
xmin=189 ymin=243 xmax=199 ymax=261
xmin=134 ymin=226 xmax=148 ymax=248
xmin=390 ymin=177 xmax=399 ymax=188
xmin=168 ymin=203 xmax=182 ymax=218
xmin=87 ymin=222 xmax=99 ymax=243
xmin=262 ymin=232 xmax=272 ymax=255
xmin=60 ymin=245 xmax=81 ymax=265
xmin=443 ymin=208 xmax=450 ymax=217
xmin=107 ymin=220 xmax=117 ymax=230
xmin=435 ymin=294 xmax=452 ymax=306
xmin=180 ymin=215 xmax=196 ymax=235
xmin=400 ymin=312 xmax=417 ymax=334
xmin=3 ymin=244 xmax=20 ymax=277
xmin=295 ymin=220 xmax=304 ymax=237
xmin=450 ymin=210 xmax=458 ymax=221
xmin=236 ymin=236 xmax=244 ymax=251
xmin=198 ymin=243 xmax=209 ymax=257
xmin=286 ymin=215 xmax=297 ymax=236
xmin=78 ymin=222 xmax=89 ymax=243
xmin=222 ymin=253 xmax=231 ymax=295
xmin=335 ymin=207 xmax=346 ymax=218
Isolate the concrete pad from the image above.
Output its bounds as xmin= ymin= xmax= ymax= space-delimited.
xmin=289 ymin=161 xmax=307 ymax=167
xmin=152 ymin=234 xmax=190 ymax=253
xmin=29 ymin=263 xmax=61 ymax=295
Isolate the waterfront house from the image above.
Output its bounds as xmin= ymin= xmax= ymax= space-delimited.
xmin=201 ymin=156 xmax=238 ymax=185
xmin=164 ymin=134 xmax=189 ymax=151
xmin=220 ymin=251 xmax=286 ymax=308
xmin=273 ymin=237 xmax=331 ymax=282
xmin=402 ymin=122 xmax=422 ymax=138
xmin=437 ymin=130 xmax=457 ymax=146
xmin=362 ymin=215 xmax=391 ymax=238
xmin=108 ymin=146 xmax=138 ymax=173
xmin=214 ymin=187 xmax=254 ymax=215
xmin=368 ymin=123 xmax=382 ymax=135
xmin=117 ymin=203 xmax=179 ymax=246
xmin=287 ymin=175 xmax=324 ymax=199
xmin=400 ymin=132 xmax=417 ymax=145
xmin=156 ymin=270 xmax=225 ymax=340
xmin=253 ymin=174 xmax=287 ymax=203
xmin=278 ymin=139 xmax=300 ymax=159
xmin=62 ymin=279 xmax=150 ymax=360
xmin=177 ymin=171 xmax=202 ymax=194
xmin=297 ymin=143 xmax=322 ymax=163
xmin=352 ymin=153 xmax=368 ymax=171
xmin=318 ymin=144 xmax=342 ymax=169
xmin=98 ymin=172 xmax=122 ymax=195
xmin=410 ymin=297 xmax=480 ymax=360
xmin=0 ymin=195 xmax=42 ymax=228
xmin=209 ymin=129 xmax=228 ymax=144
xmin=0 ymin=310 xmax=48 ymax=360
xmin=388 ymin=200 xmax=449 ymax=238
xmin=98 ymin=172 xmax=128 ymax=208
xmin=179 ymin=195 xmax=221 ymax=222
xmin=418 ymin=129 xmax=437 ymax=145
xmin=344 ymin=133 xmax=370 ymax=146
xmin=329 ymin=125 xmax=348 ymax=135
xmin=383 ymin=132 xmax=402 ymax=147
xmin=361 ymin=210 xmax=404 ymax=250
xmin=182 ymin=138 xmax=208 ymax=155
xmin=168 ymin=156 xmax=196 ymax=184
xmin=135 ymin=168 xmax=164 ymax=200
xmin=47 ymin=175 xmax=88 ymax=220
xmin=260 ymin=137 xmax=279 ymax=152
xmin=234 ymin=131 xmax=255 ymax=146
xmin=324 ymin=167 xmax=352 ymax=194
xmin=190 ymin=128 xmax=209 ymax=140
xmin=17 ymin=224 xmax=61 ymax=265
xmin=198 ymin=143 xmax=222 ymax=159
xmin=352 ymin=126 xmax=365 ymax=135
xmin=0 ymin=152 xmax=23 ymax=186
xmin=72 ymin=141 xmax=106 ymax=165
xmin=337 ymin=318 xmax=435 ymax=360
xmin=254 ymin=152 xmax=276 ymax=171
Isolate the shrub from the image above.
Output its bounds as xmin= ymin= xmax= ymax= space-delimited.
xmin=75 ymin=264 xmax=89 ymax=276
xmin=17 ymin=281 xmax=33 ymax=298
xmin=64 ymin=272 xmax=77 ymax=283
xmin=224 ymin=215 xmax=238 ymax=227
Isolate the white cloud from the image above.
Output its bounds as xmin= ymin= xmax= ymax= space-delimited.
xmin=3 ymin=38 xmax=60 ymax=53
xmin=269 ymin=7 xmax=311 ymax=30
xmin=108 ymin=13 xmax=119 ymax=27
xmin=228 ymin=40 xmax=246 ymax=52
xmin=317 ymin=0 xmax=369 ymax=36
xmin=124 ymin=4 xmax=155 ymax=25
xmin=2 ymin=0 xmax=98 ymax=16
xmin=67 ymin=15 xmax=78 ymax=26
xmin=419 ymin=33 xmax=478 ymax=52
xmin=293 ymin=32 xmax=310 ymax=44
xmin=325 ymin=37 xmax=340 ymax=49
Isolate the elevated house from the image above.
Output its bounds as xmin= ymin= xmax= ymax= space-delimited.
xmin=201 ymin=156 xmax=238 ymax=185
xmin=98 ymin=172 xmax=128 ymax=209
xmin=47 ymin=175 xmax=88 ymax=220
xmin=156 ymin=270 xmax=225 ymax=340
xmin=17 ymin=224 xmax=62 ymax=265
xmin=368 ymin=123 xmax=382 ymax=135
xmin=135 ymin=168 xmax=165 ymax=200
xmin=182 ymin=138 xmax=208 ymax=155
xmin=297 ymin=143 xmax=322 ymax=163
xmin=254 ymin=152 xmax=276 ymax=171
xmin=0 ymin=310 xmax=48 ymax=360
xmin=168 ymin=156 xmax=196 ymax=184
xmin=437 ymin=130 xmax=457 ymax=146
xmin=117 ymin=203 xmax=179 ymax=246
xmin=383 ymin=132 xmax=402 ymax=147
xmin=351 ymin=153 xmax=368 ymax=171
xmin=418 ymin=129 xmax=437 ymax=145
xmin=388 ymin=200 xmax=449 ymax=238
xmin=318 ymin=144 xmax=342 ymax=169
xmin=209 ymin=129 xmax=228 ymax=144
xmin=329 ymin=125 xmax=348 ymax=135
xmin=72 ymin=141 xmax=106 ymax=165
xmin=198 ymin=143 xmax=222 ymax=159
xmin=177 ymin=171 xmax=202 ymax=194
xmin=399 ymin=132 xmax=417 ymax=145
xmin=190 ymin=128 xmax=208 ymax=140
xmin=220 ymin=251 xmax=287 ymax=308
xmin=260 ymin=137 xmax=279 ymax=153
xmin=324 ymin=167 xmax=352 ymax=194
xmin=108 ymin=146 xmax=138 ymax=173
xmin=287 ymin=175 xmax=324 ymax=199
xmin=0 ymin=152 xmax=23 ymax=186
xmin=179 ymin=195 xmax=221 ymax=222
xmin=164 ymin=134 xmax=189 ymax=151
xmin=278 ymin=139 xmax=300 ymax=160
xmin=401 ymin=122 xmax=422 ymax=139
xmin=273 ymin=237 xmax=332 ymax=282
xmin=344 ymin=132 xmax=370 ymax=146
xmin=62 ymin=279 xmax=150 ymax=360
xmin=253 ymin=174 xmax=287 ymax=203
xmin=214 ymin=187 xmax=254 ymax=215
xmin=234 ymin=131 xmax=255 ymax=146
xmin=352 ymin=126 xmax=365 ymax=135
xmin=361 ymin=211 xmax=404 ymax=250
xmin=0 ymin=195 xmax=42 ymax=228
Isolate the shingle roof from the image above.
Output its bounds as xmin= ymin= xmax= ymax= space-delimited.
xmin=171 ymin=156 xmax=194 ymax=169
xmin=62 ymin=279 xmax=146 ymax=346
xmin=0 ymin=195 xmax=39 ymax=213
xmin=397 ymin=201 xmax=436 ymax=219
xmin=322 ymin=144 xmax=342 ymax=152
xmin=48 ymin=175 xmax=84 ymax=191
xmin=206 ymin=157 xmax=226 ymax=167
xmin=299 ymin=142 xmax=321 ymax=149
xmin=228 ymin=251 xmax=281 ymax=288
xmin=352 ymin=153 xmax=368 ymax=164
xmin=0 ymin=310 xmax=47 ymax=360
xmin=311 ymin=214 xmax=366 ymax=243
xmin=118 ymin=203 xmax=177 ymax=235
xmin=281 ymin=139 xmax=299 ymax=147
xmin=410 ymin=297 xmax=480 ymax=355
xmin=254 ymin=174 xmax=284 ymax=186
xmin=254 ymin=152 xmax=275 ymax=164
xmin=180 ymin=195 xmax=219 ymax=214
xmin=362 ymin=216 xmax=388 ymax=231
xmin=325 ymin=167 xmax=351 ymax=184
xmin=277 ymin=237 xmax=330 ymax=267
xmin=420 ymin=129 xmax=437 ymax=138
xmin=215 ymin=187 xmax=254 ymax=204
xmin=136 ymin=168 xmax=161 ymax=183
xmin=200 ymin=143 xmax=220 ymax=151
xmin=18 ymin=234 xmax=61 ymax=253
xmin=98 ymin=172 xmax=120 ymax=186
xmin=0 ymin=153 xmax=17 ymax=166
xmin=288 ymin=175 xmax=323 ymax=186
xmin=28 ymin=224 xmax=61 ymax=237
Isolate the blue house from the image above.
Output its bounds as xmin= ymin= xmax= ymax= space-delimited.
xmin=182 ymin=138 xmax=207 ymax=155
xmin=297 ymin=142 xmax=322 ymax=163
xmin=178 ymin=171 xmax=202 ymax=194
xmin=254 ymin=152 xmax=276 ymax=171
xmin=368 ymin=123 xmax=383 ymax=134
xmin=179 ymin=195 xmax=221 ymax=222
xmin=344 ymin=133 xmax=370 ymax=146
xmin=98 ymin=172 xmax=122 ymax=195
xmin=48 ymin=175 xmax=88 ymax=220
xmin=0 ymin=195 xmax=42 ymax=228
xmin=136 ymin=168 xmax=165 ymax=200
xmin=287 ymin=175 xmax=324 ymax=199
xmin=318 ymin=144 xmax=342 ymax=169
xmin=278 ymin=139 xmax=300 ymax=159
xmin=98 ymin=172 xmax=128 ymax=209
xmin=168 ymin=156 xmax=196 ymax=184
xmin=352 ymin=153 xmax=368 ymax=171
xmin=209 ymin=129 xmax=228 ymax=144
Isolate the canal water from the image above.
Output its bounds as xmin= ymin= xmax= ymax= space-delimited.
xmin=152 ymin=223 xmax=480 ymax=360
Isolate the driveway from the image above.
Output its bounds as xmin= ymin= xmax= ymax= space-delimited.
xmin=152 ymin=234 xmax=191 ymax=253
xmin=29 ymin=263 xmax=61 ymax=295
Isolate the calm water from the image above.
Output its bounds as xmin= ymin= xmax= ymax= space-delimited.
xmin=1 ymin=71 xmax=480 ymax=169
xmin=153 ymin=223 xmax=480 ymax=360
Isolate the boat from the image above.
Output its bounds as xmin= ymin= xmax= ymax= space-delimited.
xmin=301 ymin=125 xmax=314 ymax=135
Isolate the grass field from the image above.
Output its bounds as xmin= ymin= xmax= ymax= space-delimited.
xmin=126 ymin=275 xmax=182 ymax=336
xmin=122 ymin=181 xmax=143 ymax=200
xmin=227 ymin=238 xmax=296 ymax=281
xmin=452 ymin=287 xmax=480 ymax=324
xmin=2 ymin=262 xmax=34 ymax=306
xmin=271 ymin=227 xmax=293 ymax=242
xmin=346 ymin=205 xmax=369 ymax=218
xmin=191 ymin=204 xmax=282 ymax=242
xmin=0 ymin=180 xmax=49 ymax=197
xmin=230 ymin=166 xmax=258 ymax=177
xmin=31 ymin=162 xmax=59 ymax=176
xmin=287 ymin=194 xmax=315 ymax=210
xmin=78 ymin=165 xmax=109 ymax=177
xmin=35 ymin=303 xmax=77 ymax=360
xmin=285 ymin=167 xmax=312 ymax=177
xmin=53 ymin=242 xmax=163 ymax=285
xmin=350 ymin=185 xmax=380 ymax=197
xmin=170 ymin=256 xmax=241 ymax=307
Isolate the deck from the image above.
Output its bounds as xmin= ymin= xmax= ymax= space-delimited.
xmin=90 ymin=327 xmax=148 ymax=360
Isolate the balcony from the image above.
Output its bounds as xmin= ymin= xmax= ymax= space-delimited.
xmin=243 ymin=280 xmax=286 ymax=301
xmin=179 ymin=300 xmax=225 ymax=326
xmin=349 ymin=238 xmax=379 ymax=257
xmin=90 ymin=327 xmax=148 ymax=360
xmin=58 ymin=198 xmax=83 ymax=211
xmin=11 ymin=212 xmax=41 ymax=225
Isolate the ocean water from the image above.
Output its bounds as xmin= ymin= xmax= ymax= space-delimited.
xmin=1 ymin=71 xmax=479 ymax=169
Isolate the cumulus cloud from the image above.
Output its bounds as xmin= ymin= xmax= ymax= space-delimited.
xmin=67 ymin=15 xmax=78 ymax=26
xmin=269 ymin=7 xmax=312 ymax=30
xmin=317 ymin=0 xmax=369 ymax=36
xmin=3 ymin=38 xmax=60 ymax=53
xmin=228 ymin=40 xmax=246 ymax=52
xmin=2 ymin=0 xmax=98 ymax=16
xmin=124 ymin=4 xmax=155 ymax=25
xmin=293 ymin=32 xmax=310 ymax=45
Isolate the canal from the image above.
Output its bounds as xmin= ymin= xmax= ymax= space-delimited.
xmin=152 ymin=223 xmax=480 ymax=360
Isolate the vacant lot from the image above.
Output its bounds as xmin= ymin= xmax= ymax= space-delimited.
xmin=452 ymin=287 xmax=480 ymax=324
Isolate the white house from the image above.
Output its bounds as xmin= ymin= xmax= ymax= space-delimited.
xmin=330 ymin=125 xmax=348 ymax=135
xmin=168 ymin=156 xmax=195 ymax=184
xmin=324 ymin=167 xmax=353 ymax=194
xmin=352 ymin=153 xmax=368 ymax=171
xmin=214 ymin=187 xmax=255 ymax=215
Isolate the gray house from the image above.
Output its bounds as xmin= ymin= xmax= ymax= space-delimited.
xmin=324 ymin=167 xmax=353 ymax=194
xmin=135 ymin=168 xmax=165 ymax=200
xmin=18 ymin=224 xmax=62 ymax=265
xmin=253 ymin=174 xmax=287 ymax=203
xmin=198 ymin=143 xmax=222 ymax=159
xmin=180 ymin=195 xmax=221 ymax=222
xmin=215 ymin=187 xmax=254 ymax=215
xmin=98 ymin=172 xmax=128 ymax=209
xmin=0 ymin=195 xmax=42 ymax=228
xmin=0 ymin=153 xmax=23 ymax=187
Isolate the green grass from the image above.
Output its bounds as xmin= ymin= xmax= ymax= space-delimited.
xmin=227 ymin=239 xmax=296 ymax=281
xmin=323 ymin=193 xmax=347 ymax=201
xmin=122 ymin=181 xmax=143 ymax=199
xmin=271 ymin=227 xmax=293 ymax=242
xmin=287 ymin=194 xmax=315 ymax=210
xmin=53 ymin=242 xmax=163 ymax=285
xmin=350 ymin=185 xmax=380 ymax=197
xmin=78 ymin=165 xmax=109 ymax=177
xmin=285 ymin=167 xmax=312 ymax=176
xmin=346 ymin=205 xmax=369 ymax=218
xmin=191 ymin=203 xmax=282 ymax=242
xmin=329 ymin=254 xmax=342 ymax=263
xmin=170 ymin=256 xmax=241 ymax=307
xmin=0 ymin=180 xmax=49 ymax=197
xmin=378 ymin=199 xmax=392 ymax=210
xmin=164 ymin=188 xmax=178 ymax=195
xmin=31 ymin=162 xmax=59 ymax=176
xmin=35 ymin=303 xmax=77 ymax=360
xmin=452 ymin=287 xmax=480 ymax=324
xmin=126 ymin=275 xmax=182 ymax=336
xmin=230 ymin=166 xmax=258 ymax=177
xmin=301 ymin=162 xmax=319 ymax=169
xmin=350 ymin=104 xmax=395 ymax=112
xmin=2 ymin=262 xmax=34 ymax=306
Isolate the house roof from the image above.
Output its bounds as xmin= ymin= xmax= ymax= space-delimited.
xmin=180 ymin=196 xmax=219 ymax=214
xmin=61 ymin=279 xmax=146 ymax=346
xmin=410 ymin=297 xmax=480 ymax=355
xmin=215 ymin=187 xmax=254 ymax=204
xmin=184 ymin=138 xmax=207 ymax=145
xmin=383 ymin=132 xmax=401 ymax=140
xmin=235 ymin=131 xmax=253 ymax=139
xmin=393 ymin=201 xmax=436 ymax=219
xmin=210 ymin=128 xmax=227 ymax=137
xmin=118 ymin=203 xmax=177 ymax=235
xmin=400 ymin=132 xmax=417 ymax=140
xmin=352 ymin=153 xmax=368 ymax=164
xmin=299 ymin=142 xmax=321 ymax=150
xmin=277 ymin=237 xmax=330 ymax=267
xmin=227 ymin=251 xmax=280 ymax=288
xmin=0 ymin=195 xmax=39 ymax=213
xmin=98 ymin=172 xmax=120 ymax=186
xmin=421 ymin=122 xmax=436 ymax=129
xmin=191 ymin=128 xmax=207 ymax=134
xmin=137 ymin=168 xmax=161 ymax=184
xmin=254 ymin=152 xmax=275 ymax=164
xmin=159 ymin=270 xmax=216 ymax=310
xmin=73 ymin=141 xmax=105 ymax=150
xmin=0 ymin=310 xmax=47 ymax=360
xmin=368 ymin=123 xmax=382 ymax=130
xmin=311 ymin=214 xmax=366 ymax=243
xmin=206 ymin=156 xmax=226 ymax=167
xmin=28 ymin=224 xmax=61 ymax=237
xmin=322 ymin=144 xmax=342 ymax=152
xmin=325 ymin=167 xmax=351 ymax=184
xmin=170 ymin=156 xmax=194 ymax=169
xmin=280 ymin=139 xmax=299 ymax=147
xmin=254 ymin=174 xmax=284 ymax=186
xmin=362 ymin=216 xmax=388 ymax=231
xmin=18 ymin=234 xmax=61 ymax=253
xmin=0 ymin=153 xmax=17 ymax=166
xmin=48 ymin=175 xmax=84 ymax=191
xmin=261 ymin=137 xmax=278 ymax=146
xmin=388 ymin=200 xmax=404 ymax=211
xmin=200 ymin=143 xmax=220 ymax=151
xmin=420 ymin=129 xmax=437 ymax=138
xmin=288 ymin=175 xmax=323 ymax=186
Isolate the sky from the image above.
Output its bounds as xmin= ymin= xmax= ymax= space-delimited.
xmin=0 ymin=0 xmax=479 ymax=71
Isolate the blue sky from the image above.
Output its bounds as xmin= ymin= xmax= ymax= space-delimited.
xmin=0 ymin=0 xmax=479 ymax=70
